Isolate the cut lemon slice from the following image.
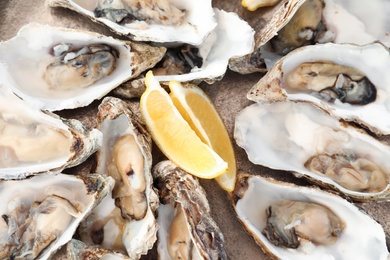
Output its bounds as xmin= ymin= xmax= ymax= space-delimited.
xmin=169 ymin=81 xmax=237 ymax=192
xmin=140 ymin=71 xmax=228 ymax=179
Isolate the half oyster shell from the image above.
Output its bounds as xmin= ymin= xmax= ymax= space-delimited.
xmin=0 ymin=87 xmax=102 ymax=180
xmin=45 ymin=0 xmax=217 ymax=45
xmin=0 ymin=23 xmax=165 ymax=111
xmin=234 ymin=101 xmax=390 ymax=201
xmin=79 ymin=97 xmax=159 ymax=259
xmin=153 ymin=160 xmax=227 ymax=260
xmin=247 ymin=42 xmax=390 ymax=135
xmin=231 ymin=173 xmax=389 ymax=260
xmin=0 ymin=173 xmax=113 ymax=259
xmin=65 ymin=239 xmax=130 ymax=259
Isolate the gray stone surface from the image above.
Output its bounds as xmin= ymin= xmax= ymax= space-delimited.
xmin=1 ymin=0 xmax=389 ymax=259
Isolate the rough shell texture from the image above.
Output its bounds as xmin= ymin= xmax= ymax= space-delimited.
xmin=153 ymin=160 xmax=227 ymax=260
xmin=0 ymin=173 xmax=114 ymax=260
xmin=0 ymin=87 xmax=102 ymax=180
xmin=247 ymin=42 xmax=390 ymax=135
xmin=65 ymin=239 xmax=130 ymax=260
xmin=230 ymin=173 xmax=390 ymax=260
xmin=0 ymin=23 xmax=166 ymax=111
xmin=79 ymin=96 xmax=159 ymax=259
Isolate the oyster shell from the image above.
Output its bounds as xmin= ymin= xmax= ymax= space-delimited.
xmin=0 ymin=87 xmax=102 ymax=180
xmin=247 ymin=42 xmax=390 ymax=135
xmin=153 ymin=9 xmax=255 ymax=84
xmin=230 ymin=173 xmax=389 ymax=259
xmin=153 ymin=160 xmax=227 ymax=260
xmin=65 ymin=239 xmax=130 ymax=259
xmin=0 ymin=22 xmax=165 ymax=111
xmin=45 ymin=0 xmax=217 ymax=45
xmin=234 ymin=101 xmax=390 ymax=201
xmin=0 ymin=173 xmax=113 ymax=259
xmin=79 ymin=97 xmax=159 ymax=259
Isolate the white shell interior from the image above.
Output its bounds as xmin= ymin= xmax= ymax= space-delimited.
xmin=279 ymin=43 xmax=390 ymax=135
xmin=234 ymin=101 xmax=390 ymax=198
xmin=0 ymin=173 xmax=97 ymax=259
xmin=323 ymin=0 xmax=390 ymax=46
xmin=69 ymin=0 xmax=217 ymax=45
xmin=0 ymin=23 xmax=134 ymax=111
xmin=0 ymin=87 xmax=72 ymax=179
xmin=235 ymin=176 xmax=389 ymax=260
xmin=154 ymin=9 xmax=255 ymax=83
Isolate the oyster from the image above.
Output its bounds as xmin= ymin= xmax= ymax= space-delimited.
xmin=247 ymin=42 xmax=390 ymax=135
xmin=0 ymin=173 xmax=113 ymax=259
xmin=0 ymin=23 xmax=165 ymax=111
xmin=231 ymin=173 xmax=389 ymax=259
xmin=153 ymin=160 xmax=227 ymax=260
xmin=46 ymin=0 xmax=217 ymax=45
xmin=0 ymin=87 xmax=101 ymax=180
xmin=234 ymin=101 xmax=390 ymax=201
xmin=79 ymin=97 xmax=159 ymax=259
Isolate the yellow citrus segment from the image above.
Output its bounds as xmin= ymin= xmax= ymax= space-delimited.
xmin=140 ymin=71 xmax=228 ymax=179
xmin=169 ymin=81 xmax=237 ymax=192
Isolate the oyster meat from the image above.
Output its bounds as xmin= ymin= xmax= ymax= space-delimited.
xmin=46 ymin=0 xmax=217 ymax=45
xmin=79 ymin=97 xmax=159 ymax=259
xmin=234 ymin=101 xmax=390 ymax=201
xmin=0 ymin=23 xmax=165 ymax=111
xmin=0 ymin=87 xmax=101 ymax=180
xmin=153 ymin=160 xmax=227 ymax=260
xmin=230 ymin=174 xmax=389 ymax=259
xmin=0 ymin=173 xmax=113 ymax=259
xmin=248 ymin=42 xmax=390 ymax=135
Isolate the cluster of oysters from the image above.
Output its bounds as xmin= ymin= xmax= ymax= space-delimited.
xmin=1 ymin=0 xmax=390 ymax=259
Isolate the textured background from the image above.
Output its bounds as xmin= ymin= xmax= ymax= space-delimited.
xmin=1 ymin=0 xmax=389 ymax=259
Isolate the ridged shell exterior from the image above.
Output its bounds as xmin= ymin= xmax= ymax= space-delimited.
xmin=153 ymin=160 xmax=227 ymax=260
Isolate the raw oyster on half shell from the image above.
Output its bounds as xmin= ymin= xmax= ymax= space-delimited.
xmin=153 ymin=160 xmax=227 ymax=260
xmin=0 ymin=23 xmax=165 ymax=111
xmin=234 ymin=101 xmax=390 ymax=201
xmin=46 ymin=0 xmax=217 ymax=45
xmin=0 ymin=87 xmax=101 ymax=180
xmin=247 ymin=42 xmax=390 ymax=135
xmin=231 ymin=173 xmax=389 ymax=259
xmin=0 ymin=173 xmax=113 ymax=260
xmin=79 ymin=97 xmax=159 ymax=259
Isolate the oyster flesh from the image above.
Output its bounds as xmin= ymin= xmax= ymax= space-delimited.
xmin=153 ymin=160 xmax=227 ymax=260
xmin=0 ymin=87 xmax=102 ymax=180
xmin=248 ymin=42 xmax=390 ymax=136
xmin=46 ymin=0 xmax=217 ymax=45
xmin=0 ymin=173 xmax=113 ymax=259
xmin=0 ymin=23 xmax=165 ymax=111
xmin=79 ymin=97 xmax=159 ymax=259
xmin=234 ymin=101 xmax=390 ymax=201
xmin=230 ymin=173 xmax=389 ymax=259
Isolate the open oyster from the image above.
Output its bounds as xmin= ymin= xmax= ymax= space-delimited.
xmin=0 ymin=23 xmax=165 ymax=111
xmin=234 ymin=101 xmax=390 ymax=201
xmin=79 ymin=97 xmax=159 ymax=259
xmin=231 ymin=173 xmax=389 ymax=259
xmin=0 ymin=87 xmax=101 ymax=180
xmin=247 ymin=42 xmax=390 ymax=135
xmin=153 ymin=160 xmax=227 ymax=260
xmin=46 ymin=0 xmax=217 ymax=45
xmin=0 ymin=173 xmax=113 ymax=259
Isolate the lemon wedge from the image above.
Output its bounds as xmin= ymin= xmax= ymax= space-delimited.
xmin=140 ymin=71 xmax=228 ymax=179
xmin=169 ymin=81 xmax=237 ymax=192
xmin=242 ymin=0 xmax=281 ymax=11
